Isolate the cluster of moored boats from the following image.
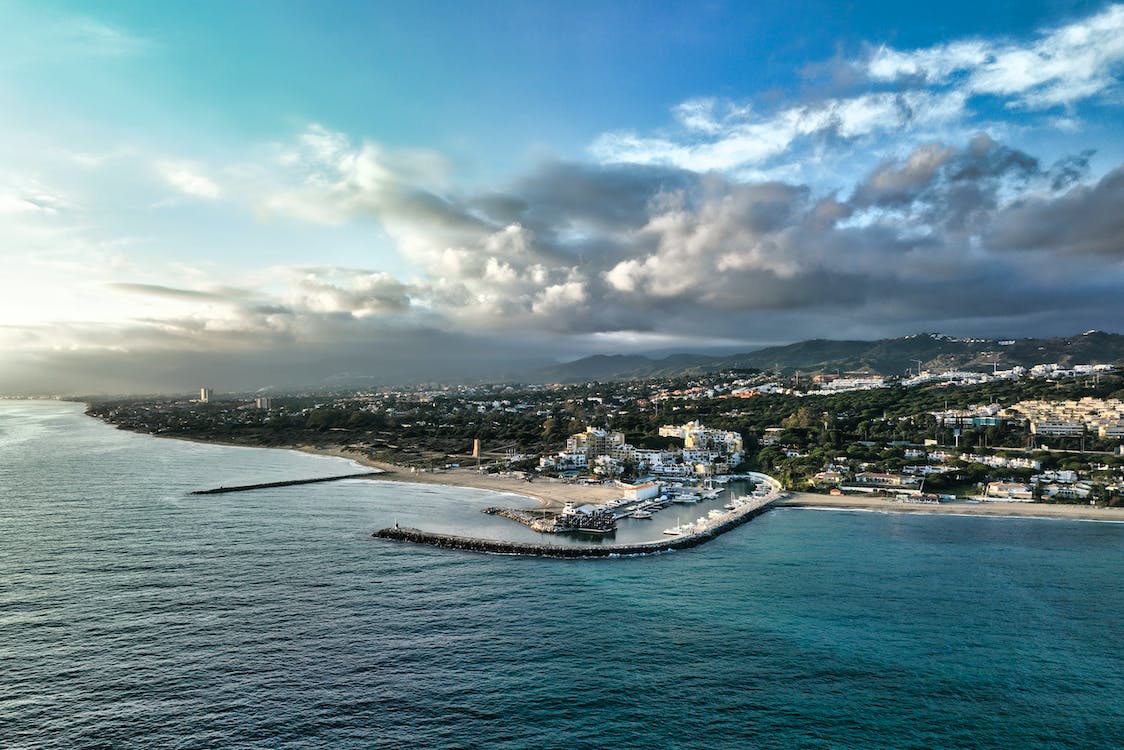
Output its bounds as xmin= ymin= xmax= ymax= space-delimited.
xmin=622 ymin=483 xmax=726 ymax=520
xmin=486 ymin=477 xmax=779 ymax=538
xmin=661 ymin=485 xmax=779 ymax=536
xmin=662 ymin=502 xmax=746 ymax=536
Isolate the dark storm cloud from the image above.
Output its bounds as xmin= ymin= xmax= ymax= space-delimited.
xmin=1046 ymin=150 xmax=1094 ymax=191
xmin=848 ymin=134 xmax=1038 ymax=233
xmin=11 ymin=133 xmax=1124 ymax=395
xmin=386 ymin=135 xmax=1124 ymax=343
xmin=986 ymin=166 xmax=1124 ymax=257
xmin=493 ymin=161 xmax=697 ymax=233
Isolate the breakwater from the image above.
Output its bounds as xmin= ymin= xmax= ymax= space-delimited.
xmin=191 ymin=472 xmax=382 ymax=495
xmin=374 ymin=498 xmax=776 ymax=558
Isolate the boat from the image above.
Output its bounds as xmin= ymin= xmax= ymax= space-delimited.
xmin=663 ymin=517 xmax=691 ymax=535
xmin=630 ymin=509 xmax=653 ymax=519
xmin=671 ymin=492 xmax=700 ymax=504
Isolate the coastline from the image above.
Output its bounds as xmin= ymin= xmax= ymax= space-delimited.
xmin=778 ymin=491 xmax=1124 ymax=522
xmin=290 ymin=445 xmax=625 ymax=512
xmin=85 ymin=407 xmax=625 ymax=512
xmin=295 ymin=447 xmax=1124 ymax=522
xmin=84 ymin=408 xmax=1124 ymax=523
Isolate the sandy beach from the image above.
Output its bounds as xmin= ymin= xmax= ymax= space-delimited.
xmin=298 ymin=445 xmax=625 ymax=511
xmin=250 ymin=444 xmax=1124 ymax=522
xmin=778 ymin=491 xmax=1124 ymax=521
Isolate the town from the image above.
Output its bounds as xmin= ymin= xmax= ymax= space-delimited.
xmin=83 ymin=354 xmax=1124 ymax=508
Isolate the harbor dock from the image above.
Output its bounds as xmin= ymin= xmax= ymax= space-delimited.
xmin=374 ymin=479 xmax=783 ymax=558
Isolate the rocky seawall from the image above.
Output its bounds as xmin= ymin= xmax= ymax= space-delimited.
xmin=373 ymin=499 xmax=775 ymax=558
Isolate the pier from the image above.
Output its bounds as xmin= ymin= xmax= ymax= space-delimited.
xmin=191 ymin=472 xmax=382 ymax=495
xmin=374 ymin=486 xmax=782 ymax=558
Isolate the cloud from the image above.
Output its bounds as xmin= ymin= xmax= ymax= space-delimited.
xmin=290 ymin=268 xmax=413 ymax=316
xmin=155 ymin=160 xmax=221 ymax=199
xmin=6 ymin=120 xmax=1124 ymax=393
xmin=0 ymin=6 xmax=153 ymax=67
xmin=109 ymin=282 xmax=243 ymax=302
xmin=251 ymin=126 xmax=1124 ymax=345
xmin=591 ymin=90 xmax=968 ymax=174
xmin=263 ymin=124 xmax=466 ymax=227
xmin=59 ymin=16 xmax=152 ymax=58
xmin=591 ymin=5 xmax=1124 ymax=177
xmin=847 ymin=134 xmax=1039 ymax=232
xmin=248 ymin=125 xmax=1124 ymax=355
xmin=985 ymin=165 xmax=1124 ymax=256
xmin=863 ymin=4 xmax=1124 ymax=109
xmin=0 ymin=180 xmax=70 ymax=215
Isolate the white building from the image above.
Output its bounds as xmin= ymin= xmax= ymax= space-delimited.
xmin=566 ymin=427 xmax=626 ymax=459
xmin=984 ymin=482 xmax=1034 ymax=501
xmin=658 ymin=420 xmax=743 ymax=465
xmin=621 ymin=482 xmax=661 ymax=501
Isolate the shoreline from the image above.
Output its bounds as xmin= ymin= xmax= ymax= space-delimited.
xmin=285 ymin=445 xmax=625 ymax=512
xmin=86 ymin=409 xmax=626 ymax=512
xmin=295 ymin=447 xmax=1124 ymax=522
xmin=82 ymin=408 xmax=1124 ymax=524
xmin=777 ymin=492 xmax=1124 ymax=522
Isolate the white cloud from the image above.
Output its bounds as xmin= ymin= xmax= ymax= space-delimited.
xmin=0 ymin=178 xmax=71 ymax=215
xmin=0 ymin=7 xmax=152 ymax=67
xmin=290 ymin=267 xmax=412 ymax=317
xmin=592 ymin=5 xmax=1123 ymax=177
xmin=591 ymin=90 xmax=966 ymax=173
xmin=866 ymin=40 xmax=991 ymax=82
xmin=865 ymin=3 xmax=1124 ymax=109
xmin=155 ymin=160 xmax=221 ymax=199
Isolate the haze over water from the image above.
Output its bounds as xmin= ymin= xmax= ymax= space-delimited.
xmin=2 ymin=400 xmax=1123 ymax=749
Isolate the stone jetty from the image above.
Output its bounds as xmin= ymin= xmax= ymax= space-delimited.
xmin=191 ymin=472 xmax=382 ymax=495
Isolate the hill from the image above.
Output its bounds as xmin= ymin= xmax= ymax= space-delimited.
xmin=525 ymin=331 xmax=1124 ymax=383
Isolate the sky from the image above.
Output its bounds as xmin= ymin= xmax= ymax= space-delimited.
xmin=2 ymin=0 xmax=1123 ymax=394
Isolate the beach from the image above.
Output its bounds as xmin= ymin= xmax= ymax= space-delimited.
xmin=301 ymin=446 xmax=1124 ymax=521
xmin=173 ymin=440 xmax=1124 ymax=523
xmin=778 ymin=491 xmax=1124 ymax=521
xmin=297 ymin=445 xmax=625 ymax=511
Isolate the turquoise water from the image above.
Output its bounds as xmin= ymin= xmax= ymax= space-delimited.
xmin=2 ymin=400 xmax=1122 ymax=748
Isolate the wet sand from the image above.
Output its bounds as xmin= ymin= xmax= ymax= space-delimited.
xmin=778 ymin=491 xmax=1124 ymax=521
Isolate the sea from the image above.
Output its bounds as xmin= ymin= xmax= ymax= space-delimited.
xmin=2 ymin=399 xmax=1123 ymax=749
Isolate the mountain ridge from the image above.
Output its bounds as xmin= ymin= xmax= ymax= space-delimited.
xmin=524 ymin=331 xmax=1124 ymax=383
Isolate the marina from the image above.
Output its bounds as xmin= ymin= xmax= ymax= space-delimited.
xmin=474 ymin=474 xmax=759 ymax=538
xmin=376 ymin=472 xmax=785 ymax=557
xmin=375 ymin=490 xmax=779 ymax=557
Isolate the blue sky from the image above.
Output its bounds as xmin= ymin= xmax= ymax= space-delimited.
xmin=2 ymin=1 xmax=1123 ymax=392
